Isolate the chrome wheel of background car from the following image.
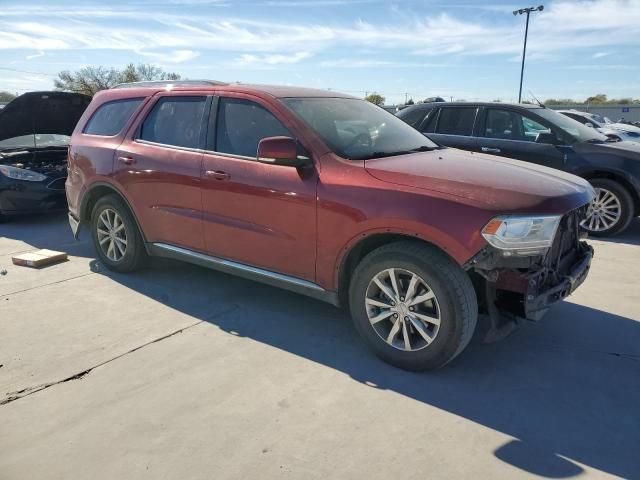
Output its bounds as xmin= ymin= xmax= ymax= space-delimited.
xmin=365 ymin=268 xmax=441 ymax=352
xmin=97 ymin=208 xmax=128 ymax=261
xmin=581 ymin=188 xmax=622 ymax=232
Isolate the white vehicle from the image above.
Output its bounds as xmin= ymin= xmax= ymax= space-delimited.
xmin=559 ymin=110 xmax=640 ymax=143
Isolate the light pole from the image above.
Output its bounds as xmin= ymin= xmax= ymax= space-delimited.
xmin=513 ymin=5 xmax=543 ymax=103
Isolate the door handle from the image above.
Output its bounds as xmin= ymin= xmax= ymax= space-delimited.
xmin=481 ymin=147 xmax=501 ymax=153
xmin=118 ymin=156 xmax=135 ymax=165
xmin=205 ymin=170 xmax=230 ymax=180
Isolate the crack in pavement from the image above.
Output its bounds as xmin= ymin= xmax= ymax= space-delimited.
xmin=1 ymin=304 xmax=239 ymax=406
xmin=1 ymin=272 xmax=96 ymax=298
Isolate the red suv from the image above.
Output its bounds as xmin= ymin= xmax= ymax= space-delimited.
xmin=66 ymin=80 xmax=594 ymax=370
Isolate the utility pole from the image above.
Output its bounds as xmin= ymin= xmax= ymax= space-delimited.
xmin=513 ymin=5 xmax=543 ymax=103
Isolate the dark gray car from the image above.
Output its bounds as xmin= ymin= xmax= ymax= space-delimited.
xmin=397 ymin=102 xmax=640 ymax=236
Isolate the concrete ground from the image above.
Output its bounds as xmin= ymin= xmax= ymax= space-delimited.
xmin=1 ymin=213 xmax=639 ymax=480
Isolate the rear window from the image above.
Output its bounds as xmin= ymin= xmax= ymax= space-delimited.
xmin=84 ymin=98 xmax=143 ymax=136
xmin=139 ymin=96 xmax=207 ymax=149
xmin=435 ymin=107 xmax=477 ymax=136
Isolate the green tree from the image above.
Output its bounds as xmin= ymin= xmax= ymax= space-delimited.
xmin=54 ymin=64 xmax=181 ymax=96
xmin=0 ymin=91 xmax=16 ymax=102
xmin=405 ymin=98 xmax=415 ymax=105
xmin=364 ymin=92 xmax=385 ymax=106
xmin=585 ymin=93 xmax=608 ymax=104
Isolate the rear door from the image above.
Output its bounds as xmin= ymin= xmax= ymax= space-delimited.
xmin=114 ymin=93 xmax=209 ymax=251
xmin=477 ymin=107 xmax=566 ymax=171
xmin=422 ymin=106 xmax=479 ymax=152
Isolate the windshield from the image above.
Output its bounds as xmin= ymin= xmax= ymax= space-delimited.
xmin=283 ymin=97 xmax=438 ymax=160
xmin=536 ymin=109 xmax=609 ymax=143
xmin=0 ymin=134 xmax=70 ymax=150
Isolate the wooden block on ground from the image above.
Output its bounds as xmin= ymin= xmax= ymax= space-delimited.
xmin=11 ymin=249 xmax=68 ymax=268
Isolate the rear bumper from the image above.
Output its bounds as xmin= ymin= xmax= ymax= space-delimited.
xmin=68 ymin=211 xmax=81 ymax=239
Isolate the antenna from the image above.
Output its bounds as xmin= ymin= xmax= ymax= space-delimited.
xmin=528 ymin=90 xmax=545 ymax=108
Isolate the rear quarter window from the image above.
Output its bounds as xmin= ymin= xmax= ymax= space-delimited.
xmin=83 ymin=98 xmax=143 ymax=136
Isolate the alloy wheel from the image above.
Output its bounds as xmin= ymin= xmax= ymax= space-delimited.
xmin=365 ymin=268 xmax=441 ymax=352
xmin=581 ymin=188 xmax=621 ymax=233
xmin=97 ymin=208 xmax=128 ymax=262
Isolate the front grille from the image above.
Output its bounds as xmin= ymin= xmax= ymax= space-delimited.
xmin=47 ymin=177 xmax=67 ymax=190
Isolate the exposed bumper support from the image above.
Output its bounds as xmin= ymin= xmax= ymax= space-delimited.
xmin=524 ymin=244 xmax=593 ymax=321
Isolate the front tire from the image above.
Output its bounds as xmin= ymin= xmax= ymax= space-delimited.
xmin=582 ymin=179 xmax=634 ymax=237
xmin=91 ymin=194 xmax=146 ymax=272
xmin=349 ymin=241 xmax=478 ymax=371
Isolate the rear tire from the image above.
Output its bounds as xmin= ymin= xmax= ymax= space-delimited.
xmin=582 ymin=178 xmax=634 ymax=237
xmin=349 ymin=241 xmax=478 ymax=371
xmin=91 ymin=194 xmax=146 ymax=272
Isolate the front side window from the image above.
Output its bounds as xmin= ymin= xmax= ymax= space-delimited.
xmin=398 ymin=108 xmax=428 ymax=128
xmin=284 ymin=97 xmax=438 ymax=160
xmin=215 ymin=98 xmax=291 ymax=157
xmin=139 ymin=96 xmax=206 ymax=149
xmin=84 ymin=98 xmax=143 ymax=136
xmin=435 ymin=107 xmax=476 ymax=136
xmin=484 ymin=109 xmax=550 ymax=142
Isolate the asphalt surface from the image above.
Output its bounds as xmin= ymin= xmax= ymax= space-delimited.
xmin=1 ymin=213 xmax=639 ymax=479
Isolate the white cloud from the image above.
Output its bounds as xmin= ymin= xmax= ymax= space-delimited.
xmin=235 ymin=51 xmax=312 ymax=66
xmin=592 ymin=52 xmax=611 ymax=59
xmin=0 ymin=0 xmax=638 ymax=65
xmin=137 ymin=49 xmax=201 ymax=63
xmin=25 ymin=50 xmax=45 ymax=60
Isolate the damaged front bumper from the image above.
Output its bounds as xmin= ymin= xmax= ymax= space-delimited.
xmin=467 ymin=208 xmax=594 ymax=341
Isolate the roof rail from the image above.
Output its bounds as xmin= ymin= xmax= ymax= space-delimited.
xmin=112 ymin=80 xmax=228 ymax=89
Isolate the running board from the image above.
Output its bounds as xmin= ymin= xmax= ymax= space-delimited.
xmin=148 ymin=243 xmax=339 ymax=306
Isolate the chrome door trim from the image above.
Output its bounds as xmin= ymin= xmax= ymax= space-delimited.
xmin=148 ymin=242 xmax=339 ymax=306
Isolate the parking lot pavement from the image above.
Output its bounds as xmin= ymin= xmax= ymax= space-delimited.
xmin=1 ymin=214 xmax=639 ymax=479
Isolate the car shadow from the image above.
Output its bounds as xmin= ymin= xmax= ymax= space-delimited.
xmin=0 ymin=211 xmax=94 ymax=258
xmin=591 ymin=217 xmax=640 ymax=246
xmin=4 ymin=215 xmax=639 ymax=478
xmin=88 ymin=256 xmax=640 ymax=479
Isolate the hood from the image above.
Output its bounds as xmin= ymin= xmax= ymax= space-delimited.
xmin=608 ymin=123 xmax=640 ymax=134
xmin=0 ymin=91 xmax=91 ymax=144
xmin=365 ymin=148 xmax=594 ymax=214
xmin=584 ymin=139 xmax=640 ymax=156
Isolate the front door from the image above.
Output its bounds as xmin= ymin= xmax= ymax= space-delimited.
xmin=114 ymin=93 xmax=209 ymax=251
xmin=201 ymin=95 xmax=317 ymax=281
xmin=477 ymin=107 xmax=566 ymax=171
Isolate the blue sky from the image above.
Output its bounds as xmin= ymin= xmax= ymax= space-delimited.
xmin=1 ymin=0 xmax=638 ymax=104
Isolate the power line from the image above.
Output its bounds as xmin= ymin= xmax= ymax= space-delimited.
xmin=0 ymin=67 xmax=57 ymax=77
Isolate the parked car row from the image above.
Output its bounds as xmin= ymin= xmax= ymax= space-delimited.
xmin=397 ymin=102 xmax=640 ymax=236
xmin=558 ymin=109 xmax=640 ymax=144
xmin=62 ymin=81 xmax=594 ymax=370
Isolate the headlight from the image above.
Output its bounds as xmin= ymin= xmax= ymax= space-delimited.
xmin=0 ymin=165 xmax=47 ymax=182
xmin=481 ymin=215 xmax=561 ymax=256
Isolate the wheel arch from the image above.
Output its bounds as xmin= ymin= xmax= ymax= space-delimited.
xmin=80 ymin=182 xmax=147 ymax=243
xmin=336 ymin=232 xmax=462 ymax=308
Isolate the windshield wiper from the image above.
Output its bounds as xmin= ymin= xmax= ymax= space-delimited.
xmin=362 ymin=145 xmax=436 ymax=160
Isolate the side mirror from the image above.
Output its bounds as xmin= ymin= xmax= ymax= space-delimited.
xmin=257 ymin=136 xmax=310 ymax=167
xmin=535 ymin=132 xmax=561 ymax=145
